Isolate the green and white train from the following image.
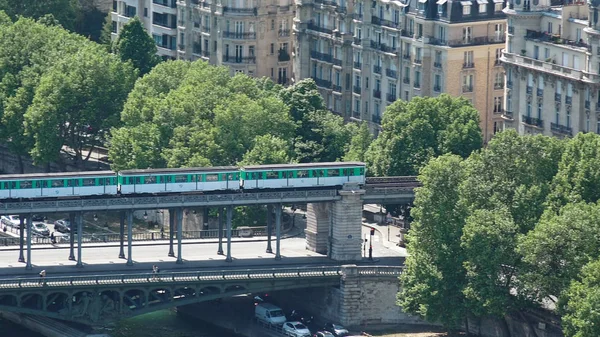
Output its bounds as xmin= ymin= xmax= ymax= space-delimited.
xmin=0 ymin=162 xmax=366 ymax=200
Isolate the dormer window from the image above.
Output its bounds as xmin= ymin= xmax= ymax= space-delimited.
xmin=478 ymin=1 xmax=487 ymax=13
xmin=418 ymin=0 xmax=427 ymax=11
xmin=493 ymin=0 xmax=503 ymax=11
xmin=461 ymin=1 xmax=472 ymax=15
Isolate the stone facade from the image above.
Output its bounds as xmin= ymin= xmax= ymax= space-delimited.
xmin=330 ymin=184 xmax=365 ymax=261
xmin=305 ymin=202 xmax=331 ymax=254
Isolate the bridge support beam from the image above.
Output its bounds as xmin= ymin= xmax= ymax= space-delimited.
xmin=25 ymin=214 xmax=32 ymax=270
xmin=127 ymin=211 xmax=133 ymax=266
xmin=168 ymin=209 xmax=175 ymax=257
xmin=76 ymin=212 xmax=83 ymax=268
xmin=330 ymin=183 xmax=365 ymax=261
xmin=68 ymin=213 xmax=75 ymax=261
xmin=119 ymin=211 xmax=125 ymax=259
xmin=266 ymin=205 xmax=273 ymax=254
xmin=176 ymin=208 xmax=183 ymax=264
xmin=18 ymin=215 xmax=24 ymax=263
xmin=275 ymin=203 xmax=282 ymax=260
xmin=225 ymin=205 xmax=232 ymax=262
xmin=305 ymin=203 xmax=331 ymax=255
xmin=217 ymin=207 xmax=224 ymax=255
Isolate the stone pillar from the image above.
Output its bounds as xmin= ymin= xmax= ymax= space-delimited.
xmin=304 ymin=202 xmax=331 ymax=254
xmin=76 ymin=212 xmax=83 ymax=268
xmin=330 ymin=183 xmax=365 ymax=261
xmin=126 ymin=211 xmax=133 ymax=266
xmin=176 ymin=208 xmax=183 ymax=264
xmin=338 ymin=264 xmax=361 ymax=327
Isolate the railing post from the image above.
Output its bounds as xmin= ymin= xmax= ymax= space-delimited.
xmin=25 ymin=214 xmax=32 ymax=270
xmin=119 ymin=211 xmax=125 ymax=259
xmin=266 ymin=205 xmax=273 ymax=253
xmin=168 ymin=209 xmax=175 ymax=257
xmin=176 ymin=208 xmax=183 ymax=264
xmin=76 ymin=212 xmax=83 ymax=268
xmin=225 ymin=205 xmax=233 ymax=262
xmin=18 ymin=216 xmax=24 ymax=263
xmin=127 ymin=211 xmax=133 ymax=266
xmin=217 ymin=207 xmax=224 ymax=255
xmin=275 ymin=204 xmax=282 ymax=260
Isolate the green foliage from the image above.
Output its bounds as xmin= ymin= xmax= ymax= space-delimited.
xmin=114 ymin=17 xmax=161 ymax=76
xmin=0 ymin=0 xmax=80 ymax=30
xmin=240 ymin=135 xmax=292 ymax=166
xmin=99 ymin=13 xmax=113 ymax=50
xmin=560 ymin=258 xmax=600 ymax=337
xmin=399 ymin=154 xmax=468 ymax=330
xmin=366 ymin=94 xmax=482 ymax=177
xmin=344 ymin=122 xmax=373 ymax=162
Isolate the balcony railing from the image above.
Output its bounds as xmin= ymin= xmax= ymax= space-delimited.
xmin=353 ymin=86 xmax=362 ymax=94
xmin=402 ymin=53 xmax=411 ymax=60
xmin=350 ymin=13 xmax=363 ymax=20
xmin=386 ymin=93 xmax=397 ymax=102
xmin=494 ymin=83 xmax=504 ymax=90
xmin=526 ymin=86 xmax=532 ymax=94
xmin=178 ymin=44 xmax=185 ymax=50
xmin=353 ymin=37 xmax=361 ymax=45
xmin=508 ymin=26 xmax=514 ymax=34
xmin=434 ymin=62 xmax=442 ymax=68
xmin=370 ymin=41 xmax=396 ymax=53
xmin=153 ymin=0 xmax=177 ymax=8
xmin=371 ymin=16 xmax=400 ymax=29
xmin=551 ymin=122 xmax=572 ymax=135
xmin=403 ymin=77 xmax=410 ymax=84
xmin=223 ymin=31 xmax=257 ymax=39
xmin=202 ymin=25 xmax=210 ymax=32
xmin=279 ymin=29 xmax=290 ymax=37
xmin=555 ymin=93 xmax=561 ymax=102
xmin=434 ymin=85 xmax=441 ymax=92
xmin=414 ymin=58 xmax=422 ymax=65
xmin=373 ymin=90 xmax=381 ymax=98
xmin=386 ymin=69 xmax=397 ymax=79
xmin=525 ymin=29 xmax=591 ymax=52
xmin=222 ymin=56 xmax=256 ymax=63
xmin=566 ymin=96 xmax=572 ymax=105
xmin=537 ymin=88 xmax=543 ymax=96
xmin=307 ymin=22 xmax=333 ymax=35
xmin=414 ymin=82 xmax=421 ymax=89
xmin=354 ymin=61 xmax=362 ymax=69
xmin=333 ymin=58 xmax=342 ymax=66
xmin=463 ymin=85 xmax=473 ymax=93
xmin=507 ymin=80 xmax=513 ymax=88
xmin=585 ymin=100 xmax=591 ymax=109
xmin=333 ymin=84 xmax=342 ymax=92
xmin=502 ymin=110 xmax=514 ymax=119
xmin=193 ymin=43 xmax=202 ymax=54
xmin=373 ymin=65 xmax=382 ymax=74
xmin=222 ymin=6 xmax=257 ymax=15
xmin=400 ymin=29 xmax=413 ymax=38
xmin=310 ymin=51 xmax=333 ymax=63
xmin=522 ymin=114 xmax=544 ymax=128
xmin=463 ymin=62 xmax=475 ymax=69
xmin=314 ymin=77 xmax=332 ymax=89
xmin=153 ymin=20 xmax=177 ymax=29
xmin=430 ymin=36 xmax=505 ymax=47
xmin=200 ymin=50 xmax=210 ymax=58
xmin=278 ymin=50 xmax=291 ymax=62
xmin=372 ymin=114 xmax=381 ymax=124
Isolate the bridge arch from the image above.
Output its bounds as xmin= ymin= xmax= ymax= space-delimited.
xmin=46 ymin=292 xmax=69 ymax=313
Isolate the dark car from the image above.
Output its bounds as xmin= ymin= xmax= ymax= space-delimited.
xmin=31 ymin=214 xmax=45 ymax=222
xmin=323 ymin=323 xmax=350 ymax=337
xmin=289 ymin=309 xmax=314 ymax=326
xmin=313 ymin=332 xmax=335 ymax=337
xmin=54 ymin=219 xmax=74 ymax=233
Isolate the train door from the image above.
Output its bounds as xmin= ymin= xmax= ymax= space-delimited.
xmin=316 ymin=169 xmax=325 ymax=185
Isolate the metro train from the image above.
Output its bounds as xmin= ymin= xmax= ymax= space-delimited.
xmin=0 ymin=162 xmax=366 ymax=200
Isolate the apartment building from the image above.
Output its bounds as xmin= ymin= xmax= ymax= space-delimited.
xmin=111 ymin=0 xmax=294 ymax=81
xmin=501 ymin=0 xmax=600 ymax=137
xmin=293 ymin=0 xmax=507 ymax=141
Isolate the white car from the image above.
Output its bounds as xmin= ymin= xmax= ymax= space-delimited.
xmin=1 ymin=215 xmax=21 ymax=228
xmin=283 ymin=321 xmax=311 ymax=337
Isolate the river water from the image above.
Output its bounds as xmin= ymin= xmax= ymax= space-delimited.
xmin=0 ymin=309 xmax=242 ymax=337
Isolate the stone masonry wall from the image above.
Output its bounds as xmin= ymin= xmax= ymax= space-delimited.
xmin=305 ymin=202 xmax=331 ymax=254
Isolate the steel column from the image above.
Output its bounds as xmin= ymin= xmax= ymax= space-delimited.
xmin=225 ymin=205 xmax=233 ymax=262
xmin=127 ymin=211 xmax=133 ymax=266
xmin=25 ymin=214 xmax=32 ymax=270
xmin=18 ymin=215 xmax=24 ymax=262
xmin=118 ymin=211 xmax=125 ymax=259
xmin=275 ymin=204 xmax=282 ymax=260
xmin=217 ymin=207 xmax=224 ymax=255
xmin=168 ymin=209 xmax=175 ymax=257
xmin=76 ymin=212 xmax=83 ymax=268
xmin=68 ymin=213 xmax=75 ymax=261
xmin=266 ymin=205 xmax=273 ymax=253
xmin=176 ymin=208 xmax=183 ymax=264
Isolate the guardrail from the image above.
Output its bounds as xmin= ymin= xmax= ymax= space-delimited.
xmin=0 ymin=226 xmax=270 ymax=246
xmin=0 ymin=266 xmax=402 ymax=289
xmin=366 ymin=176 xmax=418 ymax=184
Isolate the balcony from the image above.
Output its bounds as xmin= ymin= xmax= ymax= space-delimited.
xmin=333 ymin=84 xmax=342 ymax=92
xmin=386 ymin=69 xmax=397 ymax=79
xmin=314 ymin=77 xmax=332 ymax=89
xmin=431 ymin=36 xmax=505 ymax=47
xmin=200 ymin=50 xmax=210 ymax=58
xmin=371 ymin=16 xmax=400 ymax=29
xmin=153 ymin=0 xmax=177 ymax=8
xmin=522 ymin=115 xmax=544 ymax=128
xmin=153 ymin=20 xmax=177 ymax=29
xmin=402 ymin=53 xmax=411 ymax=60
xmin=502 ymin=110 xmax=514 ymax=120
xmin=350 ymin=13 xmax=363 ymax=20
xmin=222 ymin=56 xmax=256 ymax=64
xmin=222 ymin=6 xmax=257 ymax=15
xmin=373 ymin=65 xmax=382 ymax=74
xmin=501 ymin=51 xmax=584 ymax=82
xmin=279 ymin=5 xmax=290 ymax=11
xmin=354 ymin=61 xmax=362 ymax=69
xmin=537 ymin=88 xmax=543 ymax=96
xmin=373 ymin=90 xmax=381 ymax=98
xmin=370 ymin=41 xmax=396 ymax=53
xmin=278 ymin=49 xmax=291 ymax=62
xmin=353 ymin=37 xmax=361 ymax=45
xmin=463 ymin=85 xmax=473 ymax=93
xmin=279 ymin=29 xmax=290 ymax=37
xmin=434 ymin=62 xmax=442 ymax=68
xmin=507 ymin=80 xmax=513 ymax=88
xmin=178 ymin=44 xmax=185 ymax=50
xmin=202 ymin=25 xmax=210 ymax=32
xmin=353 ymin=86 xmax=362 ymax=94
xmin=193 ymin=43 xmax=202 ymax=54
xmin=372 ymin=114 xmax=382 ymax=124
xmin=551 ymin=123 xmax=572 ymax=135
xmin=463 ymin=62 xmax=475 ymax=69
xmin=333 ymin=58 xmax=342 ymax=66
xmin=414 ymin=58 xmax=422 ymax=65
xmin=434 ymin=85 xmax=441 ymax=92
xmin=585 ymin=101 xmax=591 ymax=110
xmin=403 ymin=77 xmax=410 ymax=84
xmin=428 ymin=37 xmax=447 ymax=46
xmin=414 ymin=82 xmax=421 ymax=89
xmin=524 ymin=30 xmax=591 ymax=52
xmin=566 ymin=96 xmax=572 ymax=105
xmin=508 ymin=26 xmax=514 ymax=34
xmin=526 ymin=86 xmax=532 ymax=94
xmin=555 ymin=93 xmax=561 ymax=102
xmin=494 ymin=83 xmax=504 ymax=90
xmin=386 ymin=93 xmax=397 ymax=102
xmin=307 ymin=22 xmax=333 ymax=35
xmin=310 ymin=51 xmax=333 ymax=63
xmin=400 ymin=29 xmax=413 ymax=38
xmin=223 ymin=31 xmax=257 ymax=39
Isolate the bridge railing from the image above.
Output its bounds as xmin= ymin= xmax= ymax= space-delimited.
xmin=365 ymin=176 xmax=418 ymax=184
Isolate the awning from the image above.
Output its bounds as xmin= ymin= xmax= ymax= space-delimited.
xmin=477 ymin=0 xmax=488 ymax=4
xmin=492 ymin=0 xmax=503 ymax=3
xmin=418 ymin=0 xmax=427 ymax=3
xmin=460 ymin=1 xmax=472 ymax=5
xmin=436 ymin=0 xmax=448 ymax=4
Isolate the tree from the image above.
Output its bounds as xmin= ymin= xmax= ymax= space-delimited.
xmin=99 ymin=13 xmax=113 ymax=50
xmin=109 ymin=123 xmax=163 ymax=171
xmin=24 ymin=44 xmax=137 ymax=168
xmin=366 ymin=94 xmax=482 ymax=177
xmin=0 ymin=0 xmax=80 ymax=31
xmin=239 ymin=135 xmax=292 ymax=166
xmin=518 ymin=202 xmax=600 ymax=302
xmin=344 ymin=122 xmax=373 ymax=162
xmin=560 ymin=258 xmax=600 ymax=337
xmin=399 ymin=154 xmax=468 ymax=333
xmin=114 ymin=16 xmax=160 ymax=76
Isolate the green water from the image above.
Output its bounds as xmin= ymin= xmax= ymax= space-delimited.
xmin=0 ymin=309 xmax=242 ymax=337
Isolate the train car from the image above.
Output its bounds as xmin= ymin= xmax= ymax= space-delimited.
xmin=0 ymin=171 xmax=117 ymax=199
xmin=118 ymin=166 xmax=240 ymax=194
xmin=240 ymin=162 xmax=366 ymax=189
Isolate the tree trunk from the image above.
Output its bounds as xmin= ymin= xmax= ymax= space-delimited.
xmin=499 ymin=316 xmax=512 ymax=337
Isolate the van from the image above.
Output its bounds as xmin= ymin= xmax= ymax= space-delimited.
xmin=255 ymin=303 xmax=287 ymax=326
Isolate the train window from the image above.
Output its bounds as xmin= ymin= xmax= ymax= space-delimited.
xmin=227 ymin=173 xmax=235 ymax=181
xmin=82 ymin=178 xmax=95 ymax=186
xmin=359 ymin=167 xmax=365 ymax=175
xmin=134 ymin=177 xmax=143 ymax=184
xmin=206 ymin=174 xmax=218 ymax=182
xmin=106 ymin=178 xmax=114 ymax=185
xmin=145 ymin=176 xmax=157 ymax=184
xmin=175 ymin=175 xmax=187 ymax=183
xmin=10 ymin=181 xmax=17 ymax=189
xmin=20 ymin=181 xmax=32 ymax=189
xmin=297 ymin=170 xmax=308 ymax=178
xmin=51 ymin=180 xmax=63 ymax=188
xmin=67 ymin=179 xmax=78 ymax=187
xmin=328 ymin=169 xmax=340 ymax=177
xmin=266 ymin=171 xmax=278 ymax=179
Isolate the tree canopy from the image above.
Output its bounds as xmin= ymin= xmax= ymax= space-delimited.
xmin=114 ymin=17 xmax=161 ymax=76
xmin=561 ymin=258 xmax=600 ymax=337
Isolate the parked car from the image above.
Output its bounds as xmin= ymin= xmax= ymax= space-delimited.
xmin=289 ymin=309 xmax=314 ymax=326
xmin=53 ymin=219 xmax=72 ymax=233
xmin=313 ymin=332 xmax=335 ymax=337
xmin=323 ymin=323 xmax=350 ymax=337
xmin=255 ymin=303 xmax=286 ymax=326
xmin=31 ymin=222 xmax=50 ymax=237
xmin=1 ymin=215 xmax=21 ymax=228
xmin=31 ymin=214 xmax=45 ymax=223
xmin=283 ymin=321 xmax=311 ymax=337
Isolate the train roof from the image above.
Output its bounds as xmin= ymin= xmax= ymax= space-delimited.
xmin=241 ymin=162 xmax=365 ymax=171
xmin=119 ymin=166 xmax=239 ymax=176
xmin=0 ymin=171 xmax=116 ymax=180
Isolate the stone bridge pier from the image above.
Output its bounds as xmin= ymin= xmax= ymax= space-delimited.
xmin=305 ymin=183 xmax=365 ymax=261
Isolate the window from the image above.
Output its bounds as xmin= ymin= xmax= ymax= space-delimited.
xmin=537 ymin=102 xmax=542 ymax=119
xmin=544 ymin=48 xmax=550 ymax=59
xmin=375 ymin=102 xmax=380 ymax=116
xmin=51 ymin=179 xmax=64 ymax=188
xmin=464 ymin=50 xmax=474 ymax=66
xmin=144 ymin=7 xmax=148 ymax=17
xmin=538 ymin=75 xmax=544 ymax=89
xmin=526 ymin=102 xmax=532 ymax=117
xmin=271 ymin=19 xmax=275 ymax=30
xmin=414 ymin=70 xmax=421 ymax=88
xmin=479 ymin=3 xmax=486 ymax=13
xmin=434 ymin=74 xmax=441 ymax=91
xmin=463 ymin=74 xmax=474 ymax=91
xmin=494 ymin=72 xmax=503 ymax=88
xmin=494 ymin=96 xmax=503 ymax=112
xmin=547 ymin=22 xmax=553 ymax=34
xmin=375 ymin=78 xmax=381 ymax=91
xmin=270 ymin=43 xmax=274 ymax=54
xmin=566 ymin=110 xmax=571 ymax=127
xmin=494 ymin=2 xmax=502 ymax=11
xmin=463 ymin=26 xmax=472 ymax=42
xmin=354 ymin=98 xmax=361 ymax=113
xmin=556 ymin=80 xmax=562 ymax=94
xmin=527 ymin=73 xmax=533 ymax=87
xmin=435 ymin=51 xmax=442 ymax=65
xmin=556 ymin=107 xmax=560 ymax=124
xmin=533 ymin=45 xmax=539 ymax=59
xmin=574 ymin=55 xmax=580 ymax=70
xmin=463 ymin=4 xmax=471 ymax=15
